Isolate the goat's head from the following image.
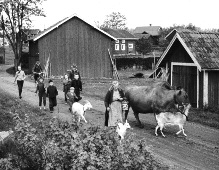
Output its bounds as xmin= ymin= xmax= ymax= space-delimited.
xmin=84 ymin=100 xmax=93 ymax=111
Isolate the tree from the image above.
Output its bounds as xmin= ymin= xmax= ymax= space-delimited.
xmin=136 ymin=37 xmax=152 ymax=55
xmin=0 ymin=0 xmax=46 ymax=69
xmin=101 ymin=12 xmax=127 ymax=30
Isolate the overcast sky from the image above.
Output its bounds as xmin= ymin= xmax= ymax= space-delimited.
xmin=31 ymin=0 xmax=219 ymax=30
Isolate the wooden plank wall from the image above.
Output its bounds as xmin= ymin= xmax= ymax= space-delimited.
xmin=38 ymin=17 xmax=113 ymax=78
xmin=208 ymin=71 xmax=219 ymax=107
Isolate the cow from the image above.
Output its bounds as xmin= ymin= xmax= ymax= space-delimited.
xmin=124 ymin=81 xmax=190 ymax=128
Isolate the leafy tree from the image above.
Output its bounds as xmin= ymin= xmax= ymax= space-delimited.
xmin=136 ymin=37 xmax=152 ymax=55
xmin=101 ymin=12 xmax=127 ymax=30
xmin=0 ymin=0 xmax=46 ymax=69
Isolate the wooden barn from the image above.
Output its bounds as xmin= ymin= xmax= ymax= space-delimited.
xmin=28 ymin=14 xmax=117 ymax=78
xmin=155 ymin=29 xmax=219 ymax=108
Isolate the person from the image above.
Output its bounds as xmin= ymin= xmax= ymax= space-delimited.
xmin=35 ymin=77 xmax=46 ymax=110
xmin=32 ymin=61 xmax=43 ymax=84
xmin=104 ymin=81 xmax=125 ymax=127
xmin=69 ymin=64 xmax=81 ymax=81
xmin=46 ymin=79 xmax=58 ymax=113
xmin=14 ymin=65 xmax=26 ymax=99
xmin=71 ymin=74 xmax=82 ymax=101
xmin=63 ymin=74 xmax=71 ymax=104
xmin=66 ymin=87 xmax=78 ymax=112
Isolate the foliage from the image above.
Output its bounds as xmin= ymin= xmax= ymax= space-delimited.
xmin=0 ymin=0 xmax=46 ymax=65
xmin=136 ymin=37 xmax=152 ymax=55
xmin=100 ymin=12 xmax=127 ymax=30
xmin=0 ymin=111 xmax=166 ymax=170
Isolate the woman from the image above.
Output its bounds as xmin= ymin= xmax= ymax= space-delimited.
xmin=104 ymin=81 xmax=125 ymax=127
xmin=14 ymin=65 xmax=26 ymax=99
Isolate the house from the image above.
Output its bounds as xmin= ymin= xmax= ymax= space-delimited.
xmin=28 ymin=14 xmax=117 ymax=78
xmin=102 ymin=28 xmax=138 ymax=56
xmin=133 ymin=25 xmax=162 ymax=45
xmin=154 ymin=29 xmax=219 ymax=108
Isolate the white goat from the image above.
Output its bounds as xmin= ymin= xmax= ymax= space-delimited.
xmin=116 ymin=120 xmax=131 ymax=142
xmin=72 ymin=100 xmax=93 ymax=123
xmin=155 ymin=104 xmax=191 ymax=137
xmin=0 ymin=129 xmax=13 ymax=143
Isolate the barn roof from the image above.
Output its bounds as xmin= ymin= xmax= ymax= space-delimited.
xmin=133 ymin=26 xmax=161 ymax=36
xmin=102 ymin=28 xmax=138 ymax=40
xmin=156 ymin=29 xmax=219 ymax=70
xmin=29 ymin=14 xmax=117 ymax=41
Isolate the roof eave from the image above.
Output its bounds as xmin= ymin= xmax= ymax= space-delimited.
xmin=156 ymin=33 xmax=201 ymax=71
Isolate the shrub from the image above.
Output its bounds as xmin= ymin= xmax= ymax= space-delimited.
xmin=0 ymin=112 xmax=167 ymax=170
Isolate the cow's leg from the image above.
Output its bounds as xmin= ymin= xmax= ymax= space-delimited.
xmin=133 ymin=112 xmax=144 ymax=128
xmin=124 ymin=106 xmax=130 ymax=121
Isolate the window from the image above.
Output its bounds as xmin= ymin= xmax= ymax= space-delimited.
xmin=115 ymin=44 xmax=120 ymax=50
xmin=128 ymin=43 xmax=133 ymax=49
xmin=122 ymin=40 xmax=125 ymax=43
xmin=121 ymin=44 xmax=126 ymax=51
xmin=115 ymin=40 xmax=119 ymax=43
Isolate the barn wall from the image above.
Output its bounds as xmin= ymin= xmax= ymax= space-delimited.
xmin=208 ymin=71 xmax=219 ymax=107
xmin=38 ymin=17 xmax=113 ymax=78
xmin=199 ymin=71 xmax=204 ymax=108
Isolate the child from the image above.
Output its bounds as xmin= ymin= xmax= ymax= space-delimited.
xmin=66 ymin=87 xmax=78 ymax=112
xmin=71 ymin=74 xmax=82 ymax=101
xmin=63 ymin=74 xmax=71 ymax=104
xmin=47 ymin=79 xmax=58 ymax=113
xmin=35 ymin=77 xmax=46 ymax=110
xmin=14 ymin=65 xmax=26 ymax=99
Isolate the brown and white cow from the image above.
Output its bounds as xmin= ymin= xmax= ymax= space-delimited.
xmin=124 ymin=81 xmax=190 ymax=128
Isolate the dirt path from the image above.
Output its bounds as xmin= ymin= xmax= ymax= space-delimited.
xmin=0 ymin=65 xmax=219 ymax=170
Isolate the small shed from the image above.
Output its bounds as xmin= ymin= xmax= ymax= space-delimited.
xmin=155 ymin=29 xmax=219 ymax=108
xmin=28 ymin=14 xmax=117 ymax=78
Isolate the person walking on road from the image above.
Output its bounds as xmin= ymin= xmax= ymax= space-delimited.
xmin=14 ymin=65 xmax=26 ymax=99
xmin=35 ymin=77 xmax=47 ymax=110
xmin=46 ymin=79 xmax=58 ymax=113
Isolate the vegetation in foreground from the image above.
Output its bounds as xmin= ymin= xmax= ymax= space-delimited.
xmin=0 ymin=89 xmax=168 ymax=170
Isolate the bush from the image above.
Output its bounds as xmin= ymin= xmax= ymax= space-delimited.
xmin=0 ymin=112 xmax=167 ymax=170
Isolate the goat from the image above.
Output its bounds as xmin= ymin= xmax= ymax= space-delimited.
xmin=0 ymin=129 xmax=13 ymax=143
xmin=155 ymin=103 xmax=191 ymax=137
xmin=116 ymin=120 xmax=131 ymax=142
xmin=72 ymin=100 xmax=92 ymax=123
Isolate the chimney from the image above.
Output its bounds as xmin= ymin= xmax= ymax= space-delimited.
xmin=150 ymin=24 xmax=152 ymax=26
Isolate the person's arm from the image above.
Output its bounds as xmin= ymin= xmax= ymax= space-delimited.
xmin=23 ymin=71 xmax=26 ymax=80
xmin=79 ymin=80 xmax=82 ymax=91
xmin=35 ymin=84 xmax=39 ymax=94
xmin=14 ymin=72 xmax=18 ymax=83
xmin=46 ymin=87 xmax=49 ymax=97
xmin=104 ymin=90 xmax=111 ymax=108
xmin=56 ymin=87 xmax=58 ymax=96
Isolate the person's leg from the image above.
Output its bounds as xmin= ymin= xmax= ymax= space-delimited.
xmin=104 ymin=109 xmax=109 ymax=126
xmin=64 ymin=91 xmax=67 ymax=103
xmin=17 ymin=80 xmax=23 ymax=98
xmin=43 ymin=94 xmax=46 ymax=109
xmin=39 ymin=95 xmax=42 ymax=109
xmin=49 ymin=97 xmax=53 ymax=112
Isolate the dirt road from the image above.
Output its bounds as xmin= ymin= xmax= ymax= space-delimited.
xmin=0 ymin=65 xmax=219 ymax=170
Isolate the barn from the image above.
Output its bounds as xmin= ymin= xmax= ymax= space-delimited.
xmin=155 ymin=29 xmax=219 ymax=108
xmin=28 ymin=14 xmax=117 ymax=78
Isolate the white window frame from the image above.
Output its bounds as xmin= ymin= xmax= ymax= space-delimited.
xmin=122 ymin=40 xmax=125 ymax=43
xmin=115 ymin=40 xmax=119 ymax=43
xmin=128 ymin=43 xmax=133 ymax=49
xmin=121 ymin=44 xmax=126 ymax=51
xmin=115 ymin=44 xmax=120 ymax=51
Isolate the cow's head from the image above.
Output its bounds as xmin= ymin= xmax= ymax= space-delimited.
xmin=174 ymin=88 xmax=190 ymax=107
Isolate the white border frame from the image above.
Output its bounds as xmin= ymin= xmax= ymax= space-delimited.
xmin=171 ymin=62 xmax=199 ymax=108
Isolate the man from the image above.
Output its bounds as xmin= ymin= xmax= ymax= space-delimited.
xmin=71 ymin=74 xmax=82 ymax=101
xmin=69 ymin=64 xmax=81 ymax=81
xmin=32 ymin=61 xmax=43 ymax=83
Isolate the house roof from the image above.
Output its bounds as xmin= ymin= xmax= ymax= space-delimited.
xmin=102 ymin=28 xmax=138 ymax=40
xmin=133 ymin=33 xmax=151 ymax=39
xmin=133 ymin=26 xmax=161 ymax=36
xmin=23 ymin=29 xmax=41 ymax=36
xmin=29 ymin=14 xmax=117 ymax=41
xmin=156 ymin=29 xmax=219 ymax=70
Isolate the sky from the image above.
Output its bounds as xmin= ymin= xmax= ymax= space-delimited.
xmin=31 ymin=0 xmax=219 ymax=31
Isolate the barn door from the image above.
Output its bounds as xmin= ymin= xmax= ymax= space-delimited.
xmin=172 ymin=65 xmax=197 ymax=107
